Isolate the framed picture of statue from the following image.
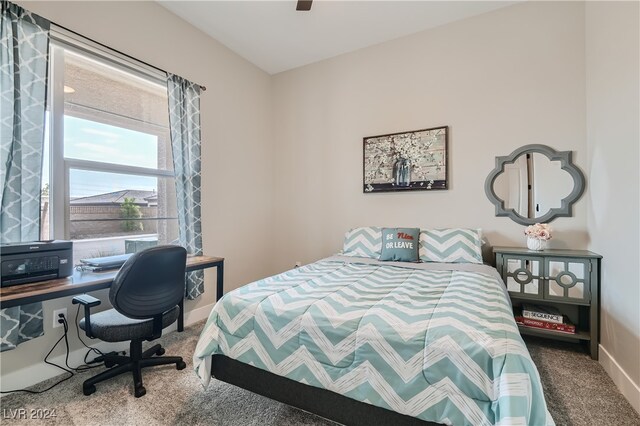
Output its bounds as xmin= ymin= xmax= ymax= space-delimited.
xmin=362 ymin=126 xmax=448 ymax=193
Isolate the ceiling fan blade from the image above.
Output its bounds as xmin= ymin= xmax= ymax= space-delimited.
xmin=296 ymin=0 xmax=312 ymax=11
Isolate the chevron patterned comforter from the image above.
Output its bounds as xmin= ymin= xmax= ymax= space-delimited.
xmin=194 ymin=256 xmax=553 ymax=426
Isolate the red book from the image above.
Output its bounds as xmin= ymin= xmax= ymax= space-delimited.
xmin=515 ymin=316 xmax=576 ymax=334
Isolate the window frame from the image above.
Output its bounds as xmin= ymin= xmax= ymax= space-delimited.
xmin=46 ymin=30 xmax=176 ymax=243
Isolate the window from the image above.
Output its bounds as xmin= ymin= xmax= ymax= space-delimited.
xmin=42 ymin=34 xmax=177 ymax=262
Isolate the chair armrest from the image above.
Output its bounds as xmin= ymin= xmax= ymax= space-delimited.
xmin=72 ymin=294 xmax=101 ymax=307
xmin=72 ymin=294 xmax=101 ymax=338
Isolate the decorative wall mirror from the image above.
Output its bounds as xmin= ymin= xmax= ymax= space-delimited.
xmin=484 ymin=144 xmax=585 ymax=225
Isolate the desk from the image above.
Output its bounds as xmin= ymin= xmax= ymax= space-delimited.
xmin=0 ymin=255 xmax=224 ymax=332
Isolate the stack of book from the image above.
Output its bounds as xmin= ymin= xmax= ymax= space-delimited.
xmin=514 ymin=304 xmax=576 ymax=334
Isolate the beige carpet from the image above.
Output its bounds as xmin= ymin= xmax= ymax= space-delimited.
xmin=2 ymin=321 xmax=638 ymax=426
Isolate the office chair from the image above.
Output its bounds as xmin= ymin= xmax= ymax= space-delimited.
xmin=73 ymin=245 xmax=188 ymax=398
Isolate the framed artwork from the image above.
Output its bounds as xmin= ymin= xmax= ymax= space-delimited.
xmin=363 ymin=125 xmax=448 ymax=193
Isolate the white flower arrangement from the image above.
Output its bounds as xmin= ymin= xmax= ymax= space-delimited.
xmin=524 ymin=223 xmax=552 ymax=241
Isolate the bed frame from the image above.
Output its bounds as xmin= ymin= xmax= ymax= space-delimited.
xmin=211 ymin=355 xmax=439 ymax=426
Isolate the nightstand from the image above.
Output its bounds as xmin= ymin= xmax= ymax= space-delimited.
xmin=494 ymin=247 xmax=602 ymax=360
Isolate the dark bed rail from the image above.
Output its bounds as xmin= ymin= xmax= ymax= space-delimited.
xmin=211 ymin=355 xmax=439 ymax=426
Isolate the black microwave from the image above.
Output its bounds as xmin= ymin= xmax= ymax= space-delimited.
xmin=1 ymin=241 xmax=73 ymax=287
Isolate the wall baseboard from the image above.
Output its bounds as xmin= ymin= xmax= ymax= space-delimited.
xmin=0 ymin=302 xmax=214 ymax=396
xmin=599 ymin=344 xmax=640 ymax=414
xmin=184 ymin=302 xmax=215 ymax=326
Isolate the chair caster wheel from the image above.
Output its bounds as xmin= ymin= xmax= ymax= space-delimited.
xmin=134 ymin=386 xmax=146 ymax=398
xmin=83 ymin=385 xmax=96 ymax=396
xmin=176 ymin=361 xmax=186 ymax=370
xmin=156 ymin=348 xmax=165 ymax=356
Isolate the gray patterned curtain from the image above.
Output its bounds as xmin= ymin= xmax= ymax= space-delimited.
xmin=0 ymin=1 xmax=50 ymax=351
xmin=167 ymin=74 xmax=204 ymax=300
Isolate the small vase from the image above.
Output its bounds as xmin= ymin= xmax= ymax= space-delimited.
xmin=527 ymin=237 xmax=547 ymax=251
xmin=394 ymin=158 xmax=411 ymax=187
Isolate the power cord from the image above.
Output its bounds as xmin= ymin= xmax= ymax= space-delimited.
xmin=70 ymin=304 xmax=105 ymax=370
xmin=1 ymin=317 xmax=74 ymax=394
xmin=0 ymin=306 xmax=109 ymax=394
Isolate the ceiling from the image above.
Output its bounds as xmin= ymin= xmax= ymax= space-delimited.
xmin=158 ymin=1 xmax=517 ymax=75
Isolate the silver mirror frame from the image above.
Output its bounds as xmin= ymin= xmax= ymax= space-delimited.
xmin=484 ymin=144 xmax=585 ymax=225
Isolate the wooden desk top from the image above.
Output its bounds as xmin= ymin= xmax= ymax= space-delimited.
xmin=0 ymin=255 xmax=223 ymax=309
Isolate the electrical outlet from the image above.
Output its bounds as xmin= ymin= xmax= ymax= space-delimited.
xmin=52 ymin=308 xmax=67 ymax=329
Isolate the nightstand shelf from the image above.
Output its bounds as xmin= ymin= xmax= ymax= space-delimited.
xmin=517 ymin=325 xmax=591 ymax=342
xmin=494 ymin=246 xmax=602 ymax=359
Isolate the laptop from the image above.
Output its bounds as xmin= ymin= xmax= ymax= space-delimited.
xmin=79 ymin=253 xmax=133 ymax=271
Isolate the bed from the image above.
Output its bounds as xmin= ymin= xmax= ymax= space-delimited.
xmin=193 ymin=256 xmax=554 ymax=426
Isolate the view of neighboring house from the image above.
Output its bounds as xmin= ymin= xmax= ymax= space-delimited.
xmin=39 ymin=189 xmax=165 ymax=261
xmin=40 ymin=189 xmax=160 ymax=241
xmin=69 ymin=189 xmax=158 ymax=239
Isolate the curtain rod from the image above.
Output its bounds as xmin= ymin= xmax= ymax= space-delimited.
xmin=51 ymin=22 xmax=207 ymax=92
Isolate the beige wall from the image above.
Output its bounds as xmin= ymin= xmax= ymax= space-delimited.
xmin=586 ymin=0 xmax=640 ymax=408
xmin=2 ymin=1 xmax=276 ymax=387
xmin=271 ymin=1 xmax=588 ymax=272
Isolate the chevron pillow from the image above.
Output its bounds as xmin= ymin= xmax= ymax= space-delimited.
xmin=342 ymin=227 xmax=382 ymax=259
xmin=419 ymin=228 xmax=483 ymax=264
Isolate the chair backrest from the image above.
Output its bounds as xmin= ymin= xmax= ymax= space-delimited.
xmin=109 ymin=245 xmax=187 ymax=319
